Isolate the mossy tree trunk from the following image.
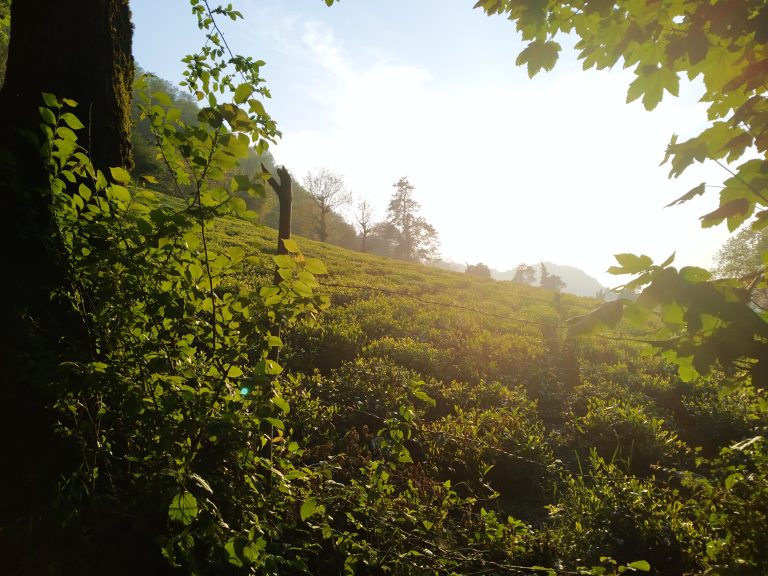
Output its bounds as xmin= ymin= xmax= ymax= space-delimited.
xmin=0 ymin=1 xmax=133 ymax=572
xmin=0 ymin=0 xmax=133 ymax=170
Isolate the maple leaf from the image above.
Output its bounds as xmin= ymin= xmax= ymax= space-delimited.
xmin=515 ymin=40 xmax=562 ymax=78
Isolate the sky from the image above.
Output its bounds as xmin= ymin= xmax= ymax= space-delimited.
xmin=131 ymin=0 xmax=733 ymax=287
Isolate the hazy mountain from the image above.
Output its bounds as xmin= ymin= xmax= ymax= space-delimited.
xmin=432 ymin=259 xmax=609 ymax=298
xmin=492 ymin=262 xmax=608 ymax=298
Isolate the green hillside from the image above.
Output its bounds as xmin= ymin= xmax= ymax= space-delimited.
xmin=197 ymin=202 xmax=767 ymax=574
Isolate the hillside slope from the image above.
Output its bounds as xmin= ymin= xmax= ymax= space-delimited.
xmin=201 ymin=209 xmax=768 ymax=568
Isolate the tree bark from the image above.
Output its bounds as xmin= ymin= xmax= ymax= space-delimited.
xmin=268 ymin=165 xmax=293 ymax=255
xmin=0 ymin=2 xmax=133 ymax=571
xmin=0 ymin=0 xmax=133 ymax=170
xmin=266 ymin=165 xmax=292 ymax=365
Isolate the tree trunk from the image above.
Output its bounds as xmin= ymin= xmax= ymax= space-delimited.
xmin=0 ymin=1 xmax=133 ymax=571
xmin=0 ymin=0 xmax=133 ymax=170
xmin=269 ymin=165 xmax=293 ymax=255
xmin=267 ymin=165 xmax=292 ymax=365
xmin=319 ymin=206 xmax=329 ymax=242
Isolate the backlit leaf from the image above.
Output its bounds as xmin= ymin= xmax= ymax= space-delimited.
xmin=516 ymin=40 xmax=561 ymax=78
xmin=300 ymin=497 xmax=318 ymax=521
xmin=628 ymin=560 xmax=651 ymax=572
xmin=611 ymin=253 xmax=654 ymax=274
xmin=234 ymin=83 xmax=252 ymax=104
xmin=168 ymin=491 xmax=198 ymax=526
xmin=61 ymin=112 xmax=85 ymax=130
xmin=110 ymin=166 xmax=131 ymax=184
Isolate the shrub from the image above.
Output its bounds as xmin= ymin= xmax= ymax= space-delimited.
xmin=573 ymin=397 xmax=686 ymax=475
xmin=547 ymin=453 xmax=700 ymax=574
xmin=361 ymin=336 xmax=440 ymax=376
xmin=680 ymin=438 xmax=768 ymax=575
xmin=681 ymin=383 xmax=765 ymax=455
xmin=423 ymin=401 xmax=558 ymax=507
xmin=282 ymin=315 xmax=365 ymax=373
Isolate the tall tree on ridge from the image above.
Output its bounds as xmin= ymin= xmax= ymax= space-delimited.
xmin=540 ymin=262 xmax=566 ymax=292
xmin=386 ymin=176 xmax=439 ymax=263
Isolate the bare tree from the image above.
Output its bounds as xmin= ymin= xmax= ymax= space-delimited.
xmin=354 ymin=198 xmax=375 ymax=252
xmin=303 ymin=168 xmax=352 ymax=243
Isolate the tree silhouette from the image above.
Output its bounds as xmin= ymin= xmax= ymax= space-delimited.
xmin=304 ymin=168 xmax=352 ymax=243
xmin=385 ymin=177 xmax=439 ymax=262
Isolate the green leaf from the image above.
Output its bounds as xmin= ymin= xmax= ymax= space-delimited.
xmin=168 ymin=491 xmax=198 ymax=526
xmin=304 ymin=258 xmax=328 ymax=275
xmin=242 ymin=538 xmax=265 ymax=562
xmin=679 ymin=266 xmax=711 ymax=283
xmin=109 ymin=184 xmax=131 ymax=204
xmin=292 ymin=281 xmax=313 ymax=297
xmin=264 ymin=417 xmax=284 ymax=431
xmin=231 ymin=174 xmax=252 ymax=192
xmin=55 ymin=126 xmax=77 ymax=142
xmin=108 ymin=185 xmax=131 ymax=204
xmin=110 ymin=166 xmax=131 ymax=184
xmin=248 ymin=98 xmax=267 ymax=116
xmin=674 ymin=354 xmax=698 ymax=382
xmin=282 ymin=238 xmax=299 ymax=253
xmin=38 ymin=106 xmax=57 ymax=126
xmin=152 ymin=91 xmax=173 ymax=107
xmin=268 ymin=334 xmax=283 ymax=348
xmin=413 ymin=388 xmax=436 ymax=406
xmin=397 ymin=447 xmax=414 ymax=463
xmin=610 ymin=253 xmax=653 ymax=274
xmin=516 ymin=40 xmax=561 ymax=78
xmin=41 ymin=93 xmax=60 ymax=108
xmin=234 ymin=83 xmax=252 ymax=104
xmin=256 ymin=359 xmax=283 ymax=375
xmin=272 ymin=395 xmax=290 ymax=415
xmin=700 ymin=198 xmax=751 ymax=229
xmin=61 ymin=112 xmax=85 ymax=130
xmin=724 ymin=472 xmax=743 ymax=490
xmin=627 ymin=65 xmax=678 ymax=111
xmin=666 ymin=183 xmax=706 ymax=207
xmin=228 ymin=246 xmax=245 ymax=263
xmin=659 ymin=252 xmax=676 ymax=268
xmin=225 ymin=540 xmax=244 ymax=567
xmin=274 ymin=254 xmax=296 ymax=269
xmin=136 ymin=217 xmax=153 ymax=236
xmin=569 ymin=300 xmax=624 ymax=335
xmin=300 ymin=497 xmax=318 ymax=521
xmin=627 ymin=560 xmax=651 ymax=572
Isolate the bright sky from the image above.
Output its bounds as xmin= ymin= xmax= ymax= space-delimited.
xmin=131 ymin=0 xmax=732 ymax=287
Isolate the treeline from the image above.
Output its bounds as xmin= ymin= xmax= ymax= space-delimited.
xmin=131 ymin=69 xmax=439 ymax=264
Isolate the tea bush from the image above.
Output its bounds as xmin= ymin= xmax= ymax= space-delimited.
xmin=573 ymin=397 xmax=686 ymax=475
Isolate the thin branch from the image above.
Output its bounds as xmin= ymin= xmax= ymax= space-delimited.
xmin=715 ymin=158 xmax=768 ymax=205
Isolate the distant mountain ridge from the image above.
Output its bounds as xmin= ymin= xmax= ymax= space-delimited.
xmin=492 ymin=262 xmax=607 ymax=298
xmin=432 ymin=260 xmax=608 ymax=298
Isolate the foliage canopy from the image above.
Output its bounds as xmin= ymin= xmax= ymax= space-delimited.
xmin=472 ymin=0 xmax=768 ymax=383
